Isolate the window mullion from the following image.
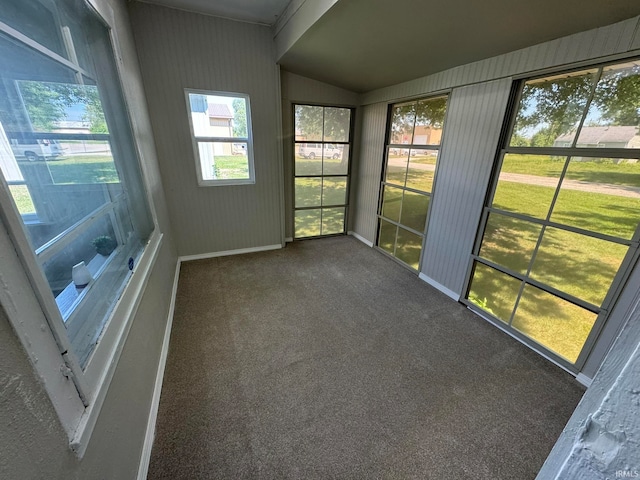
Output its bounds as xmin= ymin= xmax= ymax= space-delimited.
xmin=570 ymin=67 xmax=603 ymax=149
xmin=0 ymin=20 xmax=91 ymax=79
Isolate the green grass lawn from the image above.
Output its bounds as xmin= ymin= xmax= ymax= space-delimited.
xmin=293 ymin=154 xmax=351 ymax=238
xmin=493 ymin=180 xmax=640 ymax=239
xmin=211 ymin=155 xmax=250 ymax=179
xmin=294 ymin=171 xmax=348 ymax=237
xmin=295 ymin=155 xmax=348 ymax=176
xmin=501 ymin=153 xmax=640 ymax=187
xmin=47 ymin=155 xmax=119 ymax=184
xmin=294 ymin=176 xmax=348 ymax=209
xmin=469 ymin=156 xmax=640 ymax=362
xmin=9 ymin=155 xmax=119 ymax=214
xmin=294 ymin=208 xmax=345 ymax=238
xmin=385 ymin=154 xmax=436 ymax=193
xmin=380 ymin=154 xmax=434 ymax=269
xmin=468 ymin=262 xmax=597 ymax=363
xmin=9 ymin=185 xmax=36 ymax=214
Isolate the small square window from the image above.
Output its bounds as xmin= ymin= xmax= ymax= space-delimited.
xmin=185 ymin=90 xmax=255 ymax=186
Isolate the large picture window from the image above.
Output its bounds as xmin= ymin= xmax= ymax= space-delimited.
xmin=293 ymin=104 xmax=353 ymax=238
xmin=464 ymin=59 xmax=640 ymax=369
xmin=0 ymin=0 xmax=157 ymax=445
xmin=376 ymin=96 xmax=448 ymax=270
xmin=185 ymin=90 xmax=255 ymax=186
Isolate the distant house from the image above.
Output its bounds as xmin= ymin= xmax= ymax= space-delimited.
xmin=207 ymin=103 xmax=233 ymax=137
xmin=189 ymin=99 xmax=234 ymax=156
xmin=554 ymin=125 xmax=640 ymax=149
xmin=413 ymin=125 xmax=443 ymax=146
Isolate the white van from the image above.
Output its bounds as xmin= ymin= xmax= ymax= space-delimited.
xmin=298 ymin=143 xmax=342 ymax=159
xmin=10 ymin=138 xmax=64 ymax=162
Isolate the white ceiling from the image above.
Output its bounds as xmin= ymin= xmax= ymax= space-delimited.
xmin=137 ymin=0 xmax=640 ymax=93
xmin=279 ymin=0 xmax=640 ymax=92
xmin=138 ymin=0 xmax=291 ymax=25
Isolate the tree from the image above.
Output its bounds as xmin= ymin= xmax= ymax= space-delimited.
xmin=415 ymin=97 xmax=446 ymax=128
xmin=232 ymin=98 xmax=247 ymax=138
xmin=293 ymin=105 xmax=352 ymax=142
xmin=83 ymin=86 xmax=108 ymax=134
xmin=294 ymin=105 xmax=323 ymax=140
xmin=510 ymin=132 xmax=530 ymax=147
xmin=512 ymin=64 xmax=640 ymax=146
xmin=390 ymin=103 xmax=415 ymax=144
xmin=19 ymin=81 xmax=83 ymax=131
xmin=19 ymin=81 xmax=109 ymax=133
xmin=591 ymin=65 xmax=640 ymax=126
xmin=322 ymin=107 xmax=350 ymax=141
xmin=390 ymin=97 xmax=447 ymax=145
xmin=512 ymin=74 xmax=595 ymax=146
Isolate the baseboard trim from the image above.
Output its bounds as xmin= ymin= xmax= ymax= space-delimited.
xmin=576 ymin=373 xmax=593 ymax=388
xmin=418 ymin=273 xmax=460 ymax=301
xmin=179 ymin=244 xmax=282 ymax=262
xmin=137 ymin=259 xmax=181 ymax=480
xmin=348 ymin=231 xmax=374 ymax=247
xmin=285 ymin=237 xmax=293 ymax=243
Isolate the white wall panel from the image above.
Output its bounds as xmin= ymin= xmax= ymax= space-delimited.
xmin=350 ymin=102 xmax=387 ymax=243
xmin=130 ymin=3 xmax=283 ymax=256
xmin=421 ymin=79 xmax=511 ymax=294
xmin=631 ymin=17 xmax=640 ymax=50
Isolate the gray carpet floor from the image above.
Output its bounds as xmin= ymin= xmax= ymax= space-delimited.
xmin=148 ymin=236 xmax=585 ymax=480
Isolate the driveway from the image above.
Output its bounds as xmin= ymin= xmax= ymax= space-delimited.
xmin=388 ymin=158 xmax=640 ymax=198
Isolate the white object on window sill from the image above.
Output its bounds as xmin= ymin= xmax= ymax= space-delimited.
xmin=56 ymin=252 xmax=112 ymax=320
xmin=72 ymin=261 xmax=93 ymax=288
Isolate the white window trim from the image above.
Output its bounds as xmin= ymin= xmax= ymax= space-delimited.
xmin=0 ymin=0 xmax=163 ymax=457
xmin=184 ymin=88 xmax=256 ymax=186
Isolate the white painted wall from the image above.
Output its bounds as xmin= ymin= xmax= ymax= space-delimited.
xmin=130 ymin=3 xmax=284 ymax=256
xmin=351 ymin=102 xmax=386 ymax=243
xmin=538 ymin=299 xmax=640 ymax=479
xmin=0 ymin=0 xmax=178 ymax=477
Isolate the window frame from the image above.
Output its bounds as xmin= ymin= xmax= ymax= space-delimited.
xmin=184 ymin=88 xmax=255 ymax=187
xmin=0 ymin=0 xmax=162 ymax=456
xmin=376 ymin=94 xmax=449 ymax=271
xmin=292 ymin=103 xmax=355 ymax=239
xmin=461 ymin=57 xmax=640 ymax=373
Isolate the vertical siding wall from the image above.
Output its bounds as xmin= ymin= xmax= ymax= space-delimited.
xmin=351 ymin=103 xmax=387 ymax=243
xmin=352 ymin=15 xmax=640 ymax=298
xmin=129 ymin=3 xmax=283 ymax=256
xmin=423 ymin=79 xmax=511 ymax=295
xmin=280 ymin=70 xmax=360 ymax=239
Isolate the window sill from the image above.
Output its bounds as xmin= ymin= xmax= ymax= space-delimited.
xmin=197 ymin=178 xmax=256 ymax=187
xmin=70 ymin=230 xmax=163 ymax=457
